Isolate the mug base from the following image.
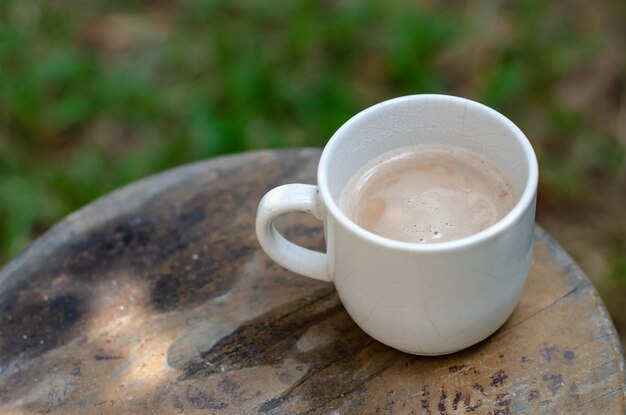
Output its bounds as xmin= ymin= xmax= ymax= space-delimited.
xmin=393 ymin=348 xmax=464 ymax=356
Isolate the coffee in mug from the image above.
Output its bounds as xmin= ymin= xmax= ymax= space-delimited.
xmin=339 ymin=145 xmax=517 ymax=244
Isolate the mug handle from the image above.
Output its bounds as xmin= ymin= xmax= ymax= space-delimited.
xmin=256 ymin=184 xmax=330 ymax=282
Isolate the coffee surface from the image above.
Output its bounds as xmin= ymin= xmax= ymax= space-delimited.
xmin=339 ymin=146 xmax=517 ymax=243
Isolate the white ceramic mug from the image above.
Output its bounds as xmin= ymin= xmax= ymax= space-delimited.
xmin=256 ymin=94 xmax=538 ymax=355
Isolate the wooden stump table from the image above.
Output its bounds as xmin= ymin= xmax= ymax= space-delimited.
xmin=0 ymin=149 xmax=624 ymax=414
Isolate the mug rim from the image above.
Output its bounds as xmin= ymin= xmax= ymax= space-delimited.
xmin=318 ymin=94 xmax=539 ymax=253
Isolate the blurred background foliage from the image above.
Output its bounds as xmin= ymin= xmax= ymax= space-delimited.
xmin=0 ymin=0 xmax=624 ymax=340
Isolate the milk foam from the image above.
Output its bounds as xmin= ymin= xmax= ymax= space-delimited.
xmin=339 ymin=146 xmax=517 ymax=243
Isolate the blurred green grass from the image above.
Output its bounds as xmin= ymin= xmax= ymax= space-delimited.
xmin=1 ymin=0 xmax=625 ymax=299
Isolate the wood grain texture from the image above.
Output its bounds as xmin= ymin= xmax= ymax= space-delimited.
xmin=0 ymin=149 xmax=624 ymax=414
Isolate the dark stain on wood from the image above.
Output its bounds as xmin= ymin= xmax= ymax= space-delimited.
xmin=217 ymin=376 xmax=240 ymax=396
xmin=420 ymin=385 xmax=431 ymax=414
xmin=452 ymin=391 xmax=463 ymax=410
xmin=438 ymin=385 xmax=447 ymax=413
xmin=0 ymin=293 xmax=83 ymax=362
xmin=66 ymin=215 xmax=160 ymax=274
xmin=490 ymin=369 xmax=508 ymax=387
xmin=171 ymin=393 xmax=184 ymax=410
xmin=542 ymin=373 xmax=564 ymax=394
xmin=539 ymin=343 xmax=556 ymax=363
xmin=151 ymin=273 xmax=181 ymax=312
xmin=527 ymin=389 xmax=540 ymax=401
xmin=93 ymin=354 xmax=121 ymax=361
xmin=258 ymin=396 xmax=286 ymax=412
xmin=71 ymin=361 xmax=81 ymax=376
xmin=569 ymin=383 xmax=580 ymax=399
xmin=186 ymin=385 xmax=228 ymax=410
xmin=464 ymin=394 xmax=481 ymax=412
xmin=448 ymin=364 xmax=466 ymax=373
xmin=495 ymin=392 xmax=512 ymax=414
